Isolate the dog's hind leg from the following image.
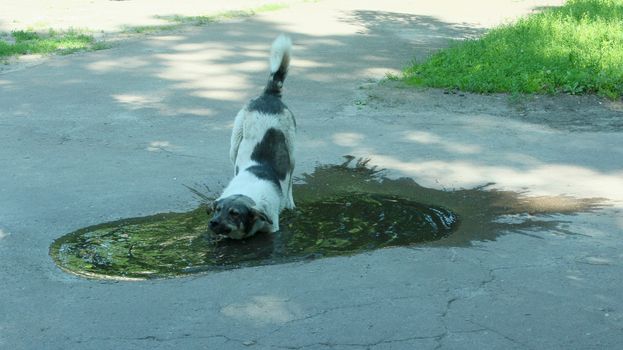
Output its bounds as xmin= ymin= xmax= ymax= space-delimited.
xmin=284 ymin=133 xmax=296 ymax=209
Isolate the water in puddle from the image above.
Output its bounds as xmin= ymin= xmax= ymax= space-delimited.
xmin=50 ymin=157 xmax=602 ymax=280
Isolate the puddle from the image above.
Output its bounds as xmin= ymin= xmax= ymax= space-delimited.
xmin=50 ymin=157 xmax=603 ymax=280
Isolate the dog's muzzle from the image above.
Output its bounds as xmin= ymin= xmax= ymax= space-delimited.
xmin=208 ymin=219 xmax=232 ymax=235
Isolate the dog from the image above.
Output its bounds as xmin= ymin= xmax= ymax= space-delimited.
xmin=209 ymin=34 xmax=295 ymax=240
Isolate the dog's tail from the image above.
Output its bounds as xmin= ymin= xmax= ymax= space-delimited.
xmin=264 ymin=34 xmax=292 ymax=96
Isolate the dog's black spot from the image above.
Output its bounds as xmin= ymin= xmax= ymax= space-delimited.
xmin=251 ymin=128 xmax=290 ymax=181
xmin=248 ymin=94 xmax=285 ymax=115
xmin=246 ymin=164 xmax=282 ymax=192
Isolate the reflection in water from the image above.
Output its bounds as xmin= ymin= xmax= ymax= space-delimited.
xmin=50 ymin=157 xmax=602 ymax=280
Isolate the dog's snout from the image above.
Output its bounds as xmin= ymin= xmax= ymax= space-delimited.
xmin=208 ymin=218 xmax=233 ymax=236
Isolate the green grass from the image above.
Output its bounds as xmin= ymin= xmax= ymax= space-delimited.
xmin=403 ymin=0 xmax=623 ymax=99
xmin=167 ymin=3 xmax=289 ymax=25
xmin=122 ymin=24 xmax=179 ymax=34
xmin=0 ymin=29 xmax=106 ymax=58
xmin=2 ymin=3 xmax=289 ymax=58
xmin=128 ymin=3 xmax=289 ymax=33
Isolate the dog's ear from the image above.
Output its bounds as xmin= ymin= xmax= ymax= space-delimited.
xmin=207 ymin=200 xmax=218 ymax=214
xmin=252 ymin=208 xmax=273 ymax=225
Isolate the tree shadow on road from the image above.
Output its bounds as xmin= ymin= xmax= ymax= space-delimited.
xmin=1 ymin=7 xmax=619 ymax=237
xmin=342 ymin=10 xmax=484 ymax=59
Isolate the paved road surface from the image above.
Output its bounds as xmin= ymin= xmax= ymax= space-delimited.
xmin=1 ymin=1 xmax=622 ymax=349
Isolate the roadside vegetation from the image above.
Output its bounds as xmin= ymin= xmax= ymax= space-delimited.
xmin=0 ymin=29 xmax=106 ymax=58
xmin=402 ymin=0 xmax=623 ymax=99
xmin=124 ymin=3 xmax=288 ymax=33
xmin=1 ymin=3 xmax=289 ymax=59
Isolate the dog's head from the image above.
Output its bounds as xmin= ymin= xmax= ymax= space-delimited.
xmin=208 ymin=194 xmax=273 ymax=239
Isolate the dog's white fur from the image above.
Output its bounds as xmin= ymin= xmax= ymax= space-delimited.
xmin=217 ymin=34 xmax=295 ymax=233
xmin=269 ymin=35 xmax=292 ymax=75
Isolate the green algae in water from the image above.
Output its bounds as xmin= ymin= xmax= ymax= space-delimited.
xmin=52 ymin=209 xmax=212 ymax=279
xmin=283 ymin=193 xmax=456 ymax=255
xmin=50 ymin=157 xmax=602 ymax=280
xmin=50 ymin=192 xmax=457 ymax=280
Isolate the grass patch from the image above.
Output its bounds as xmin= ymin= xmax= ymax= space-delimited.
xmin=0 ymin=29 xmax=105 ymax=58
xmin=129 ymin=3 xmax=289 ymax=33
xmin=2 ymin=2 xmax=290 ymax=58
xmin=403 ymin=0 xmax=623 ymax=99
xmin=165 ymin=3 xmax=288 ymax=24
xmin=122 ymin=24 xmax=179 ymax=34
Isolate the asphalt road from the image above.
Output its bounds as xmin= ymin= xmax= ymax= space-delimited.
xmin=1 ymin=1 xmax=622 ymax=349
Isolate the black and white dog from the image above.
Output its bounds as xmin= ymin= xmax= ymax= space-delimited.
xmin=209 ymin=34 xmax=295 ymax=240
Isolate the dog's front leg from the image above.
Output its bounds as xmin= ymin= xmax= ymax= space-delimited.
xmin=229 ymin=111 xmax=244 ymax=170
xmin=285 ymin=172 xmax=295 ymax=209
xmin=285 ymin=130 xmax=296 ymax=209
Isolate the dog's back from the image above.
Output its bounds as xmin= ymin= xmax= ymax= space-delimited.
xmin=229 ymin=34 xmax=295 ymax=196
xmin=215 ymin=35 xmax=296 ymax=238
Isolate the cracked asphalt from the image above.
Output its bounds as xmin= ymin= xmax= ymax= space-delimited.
xmin=1 ymin=1 xmax=622 ymax=349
